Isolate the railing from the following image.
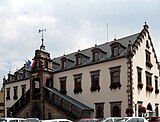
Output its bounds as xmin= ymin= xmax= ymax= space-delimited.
xmin=44 ymin=86 xmax=93 ymax=119
xmin=10 ymin=89 xmax=30 ymax=116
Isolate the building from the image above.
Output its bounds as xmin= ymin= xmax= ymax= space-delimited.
xmin=0 ymin=89 xmax=4 ymax=117
xmin=3 ymin=23 xmax=160 ymax=120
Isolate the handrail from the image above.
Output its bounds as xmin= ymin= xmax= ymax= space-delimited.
xmin=10 ymin=89 xmax=30 ymax=116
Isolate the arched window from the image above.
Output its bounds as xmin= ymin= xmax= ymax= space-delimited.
xmin=147 ymin=103 xmax=152 ymax=111
xmin=110 ymin=102 xmax=121 ymax=117
xmin=113 ymin=106 xmax=120 ymax=117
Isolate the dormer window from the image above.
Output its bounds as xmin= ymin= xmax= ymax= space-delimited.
xmin=75 ymin=52 xmax=89 ymax=66
xmin=60 ymin=56 xmax=74 ymax=69
xmin=93 ymin=52 xmax=100 ymax=61
xmin=110 ymin=42 xmax=126 ymax=57
xmin=62 ymin=60 xmax=67 ymax=69
xmin=91 ymin=46 xmax=106 ymax=62
xmin=76 ymin=56 xmax=82 ymax=65
xmin=113 ymin=46 xmax=119 ymax=56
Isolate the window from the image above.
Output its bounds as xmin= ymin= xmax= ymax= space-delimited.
xmin=13 ymin=86 xmax=18 ymax=100
xmin=146 ymin=40 xmax=150 ymax=49
xmin=36 ymin=60 xmax=40 ymax=67
xmin=113 ymin=46 xmax=119 ymax=56
xmin=95 ymin=102 xmax=104 ymax=118
xmin=146 ymin=72 xmax=153 ymax=92
xmin=59 ymin=77 xmax=67 ymax=94
xmin=93 ymin=52 xmax=100 ymax=61
xmin=146 ymin=50 xmax=153 ymax=68
xmin=146 ymin=50 xmax=151 ymax=62
xmin=90 ymin=70 xmax=100 ymax=92
xmin=45 ymin=61 xmax=48 ymax=69
xmin=73 ymin=74 xmax=82 ymax=94
xmin=155 ymin=76 xmax=158 ymax=89
xmin=0 ymin=103 xmax=4 ymax=106
xmin=61 ymin=60 xmax=67 ymax=69
xmin=91 ymin=47 xmax=101 ymax=61
xmin=155 ymin=76 xmax=159 ymax=94
xmin=146 ymin=72 xmax=152 ymax=86
xmin=32 ymin=78 xmax=41 ymax=100
xmin=48 ymin=112 xmax=51 ymax=119
xmin=6 ymin=88 xmax=10 ymax=100
xmin=109 ymin=66 xmax=121 ymax=90
xmin=76 ymin=56 xmax=82 ymax=65
xmin=155 ymin=104 xmax=159 ymax=116
xmin=23 ymin=70 xmax=26 ymax=78
xmin=46 ymin=78 xmax=53 ymax=88
xmin=137 ymin=67 xmax=142 ymax=83
xmin=21 ymin=85 xmax=26 ymax=96
xmin=137 ymin=67 xmax=143 ymax=89
xmin=110 ymin=101 xmax=121 ymax=117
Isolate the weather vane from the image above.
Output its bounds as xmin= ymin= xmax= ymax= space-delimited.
xmin=39 ymin=29 xmax=46 ymax=50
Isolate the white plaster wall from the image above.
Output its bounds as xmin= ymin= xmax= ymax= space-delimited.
xmin=53 ymin=58 xmax=129 ymax=117
xmin=132 ymin=33 xmax=160 ymax=115
xmin=4 ymin=79 xmax=30 ymax=116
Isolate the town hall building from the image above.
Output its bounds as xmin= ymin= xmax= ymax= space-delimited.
xmin=3 ymin=23 xmax=160 ymax=120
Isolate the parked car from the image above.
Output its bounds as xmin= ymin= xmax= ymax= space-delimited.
xmin=40 ymin=119 xmax=73 ymax=122
xmin=76 ymin=118 xmax=99 ymax=122
xmin=147 ymin=116 xmax=160 ymax=122
xmin=25 ymin=118 xmax=40 ymax=122
xmin=0 ymin=118 xmax=26 ymax=122
xmin=119 ymin=117 xmax=148 ymax=122
xmin=99 ymin=117 xmax=124 ymax=122
xmin=100 ymin=117 xmax=149 ymax=122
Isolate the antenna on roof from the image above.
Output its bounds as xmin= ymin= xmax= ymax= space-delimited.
xmin=106 ymin=24 xmax=108 ymax=42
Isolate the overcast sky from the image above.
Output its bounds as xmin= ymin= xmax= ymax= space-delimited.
xmin=0 ymin=0 xmax=160 ymax=87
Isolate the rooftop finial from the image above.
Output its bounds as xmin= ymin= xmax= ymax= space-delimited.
xmin=39 ymin=29 xmax=46 ymax=50
xmin=143 ymin=20 xmax=149 ymax=30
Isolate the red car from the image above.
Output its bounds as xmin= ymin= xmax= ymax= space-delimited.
xmin=147 ymin=116 xmax=160 ymax=122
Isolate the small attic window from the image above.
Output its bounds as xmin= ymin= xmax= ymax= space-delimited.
xmin=146 ymin=40 xmax=150 ymax=49
xmin=112 ymin=46 xmax=119 ymax=56
xmin=61 ymin=60 xmax=67 ymax=69
xmin=76 ymin=56 xmax=82 ymax=65
xmin=93 ymin=52 xmax=100 ymax=61
xmin=110 ymin=42 xmax=121 ymax=57
xmin=91 ymin=47 xmax=100 ymax=61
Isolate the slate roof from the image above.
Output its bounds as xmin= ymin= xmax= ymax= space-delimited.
xmin=52 ymin=32 xmax=140 ymax=71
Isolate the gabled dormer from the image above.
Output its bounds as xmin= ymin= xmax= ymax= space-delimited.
xmin=60 ymin=56 xmax=74 ymax=69
xmin=110 ymin=42 xmax=126 ymax=57
xmin=14 ymin=71 xmax=23 ymax=81
xmin=7 ymin=71 xmax=15 ymax=82
xmin=91 ymin=44 xmax=107 ymax=61
xmin=75 ymin=50 xmax=90 ymax=66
